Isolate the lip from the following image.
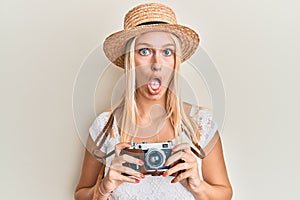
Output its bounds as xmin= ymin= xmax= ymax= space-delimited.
xmin=147 ymin=76 xmax=162 ymax=95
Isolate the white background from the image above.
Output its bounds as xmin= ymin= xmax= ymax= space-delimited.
xmin=1 ymin=0 xmax=299 ymax=199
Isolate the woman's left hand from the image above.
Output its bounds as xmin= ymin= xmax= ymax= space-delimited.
xmin=163 ymin=143 xmax=202 ymax=194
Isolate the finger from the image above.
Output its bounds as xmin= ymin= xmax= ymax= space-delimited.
xmin=181 ymin=150 xmax=197 ymax=163
xmin=164 ymin=150 xmax=185 ymax=166
xmin=121 ymin=176 xmax=141 ymax=184
xmin=108 ymin=169 xmax=141 ymax=184
xmin=166 ymin=149 xmax=197 ymax=166
xmin=172 ymin=143 xmax=190 ymax=153
xmin=171 ymin=169 xmax=197 ymax=183
xmin=115 ymin=142 xmax=132 ymax=156
xmin=110 ymin=154 xmax=145 ymax=179
xmin=109 ymin=164 xmax=144 ymax=179
xmin=113 ymin=154 xmax=144 ymax=166
xmin=122 ymin=154 xmax=144 ymax=165
xmin=120 ymin=175 xmax=141 ymax=184
xmin=163 ymin=162 xmax=192 ymax=177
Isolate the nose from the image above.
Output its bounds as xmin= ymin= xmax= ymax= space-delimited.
xmin=151 ymin=50 xmax=162 ymax=71
xmin=151 ymin=63 xmax=161 ymax=71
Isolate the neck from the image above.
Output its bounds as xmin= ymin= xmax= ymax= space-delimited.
xmin=136 ymin=96 xmax=165 ymax=114
xmin=134 ymin=92 xmax=167 ymax=126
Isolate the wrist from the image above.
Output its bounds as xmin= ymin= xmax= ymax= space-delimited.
xmin=98 ymin=180 xmax=112 ymax=197
xmin=192 ymin=181 xmax=208 ymax=200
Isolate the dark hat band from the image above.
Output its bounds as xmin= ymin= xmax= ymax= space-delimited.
xmin=137 ymin=21 xmax=169 ymax=27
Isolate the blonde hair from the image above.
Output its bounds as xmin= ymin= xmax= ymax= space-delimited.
xmin=95 ymin=33 xmax=201 ymax=148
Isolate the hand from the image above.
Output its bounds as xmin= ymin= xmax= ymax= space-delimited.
xmin=163 ymin=143 xmax=202 ymax=194
xmin=100 ymin=142 xmax=145 ymax=194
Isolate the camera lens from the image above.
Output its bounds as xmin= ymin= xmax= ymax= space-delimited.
xmin=145 ymin=148 xmax=166 ymax=169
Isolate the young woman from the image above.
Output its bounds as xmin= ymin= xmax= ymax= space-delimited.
xmin=75 ymin=3 xmax=232 ymax=200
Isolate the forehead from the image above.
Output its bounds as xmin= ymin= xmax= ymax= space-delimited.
xmin=135 ymin=32 xmax=175 ymax=47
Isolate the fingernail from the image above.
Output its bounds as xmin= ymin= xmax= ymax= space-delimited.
xmin=162 ymin=172 xmax=168 ymax=177
xmin=171 ymin=179 xmax=175 ymax=183
xmin=139 ymin=160 xmax=144 ymax=165
xmin=140 ymin=174 xmax=145 ymax=179
xmin=135 ymin=179 xmax=140 ymax=183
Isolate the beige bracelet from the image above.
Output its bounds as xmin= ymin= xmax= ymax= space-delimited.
xmin=98 ymin=182 xmax=111 ymax=197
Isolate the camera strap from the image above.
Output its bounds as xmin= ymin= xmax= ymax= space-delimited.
xmin=93 ymin=110 xmax=115 ymax=161
xmin=93 ymin=111 xmax=206 ymax=160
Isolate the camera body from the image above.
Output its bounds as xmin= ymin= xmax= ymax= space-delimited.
xmin=121 ymin=141 xmax=173 ymax=176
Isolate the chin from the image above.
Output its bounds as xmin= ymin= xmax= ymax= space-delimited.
xmin=138 ymin=88 xmax=167 ymax=102
xmin=147 ymin=94 xmax=164 ymax=101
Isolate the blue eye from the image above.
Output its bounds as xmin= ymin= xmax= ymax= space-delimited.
xmin=139 ymin=48 xmax=150 ymax=56
xmin=163 ymin=49 xmax=173 ymax=56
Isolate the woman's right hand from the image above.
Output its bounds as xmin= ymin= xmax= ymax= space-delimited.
xmin=100 ymin=142 xmax=145 ymax=194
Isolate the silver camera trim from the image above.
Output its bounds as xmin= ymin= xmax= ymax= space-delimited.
xmin=145 ymin=148 xmax=166 ymax=169
xmin=130 ymin=141 xmax=173 ymax=150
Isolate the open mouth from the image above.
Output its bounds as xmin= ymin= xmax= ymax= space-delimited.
xmin=147 ymin=77 xmax=162 ymax=95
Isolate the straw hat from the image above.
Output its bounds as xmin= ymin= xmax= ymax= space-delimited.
xmin=103 ymin=3 xmax=200 ymax=68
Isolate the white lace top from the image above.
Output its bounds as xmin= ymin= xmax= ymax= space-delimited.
xmin=89 ymin=106 xmax=218 ymax=200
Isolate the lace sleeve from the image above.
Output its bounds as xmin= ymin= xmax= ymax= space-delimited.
xmin=190 ymin=107 xmax=219 ymax=154
xmin=89 ymin=112 xmax=111 ymax=153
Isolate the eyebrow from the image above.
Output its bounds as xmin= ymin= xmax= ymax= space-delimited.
xmin=135 ymin=43 xmax=175 ymax=48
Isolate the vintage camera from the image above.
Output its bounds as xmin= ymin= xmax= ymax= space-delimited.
xmin=121 ymin=141 xmax=173 ymax=176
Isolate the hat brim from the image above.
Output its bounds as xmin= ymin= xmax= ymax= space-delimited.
xmin=103 ymin=24 xmax=200 ymax=68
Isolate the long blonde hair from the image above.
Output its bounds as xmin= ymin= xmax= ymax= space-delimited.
xmin=95 ymin=33 xmax=201 ymax=149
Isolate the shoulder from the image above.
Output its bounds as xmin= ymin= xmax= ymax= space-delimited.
xmin=88 ymin=110 xmax=120 ymax=153
xmin=183 ymin=102 xmax=219 ymax=149
xmin=183 ymin=102 xmax=216 ymax=131
xmin=190 ymin=106 xmax=217 ymax=134
xmin=89 ymin=111 xmax=111 ymax=141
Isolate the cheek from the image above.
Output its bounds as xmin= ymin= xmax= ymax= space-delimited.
xmin=134 ymin=53 xmax=141 ymax=66
xmin=163 ymin=56 xmax=175 ymax=69
xmin=161 ymin=67 xmax=175 ymax=85
xmin=135 ymin=67 xmax=150 ymax=86
xmin=134 ymin=55 xmax=150 ymax=67
xmin=134 ymin=56 xmax=140 ymax=66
